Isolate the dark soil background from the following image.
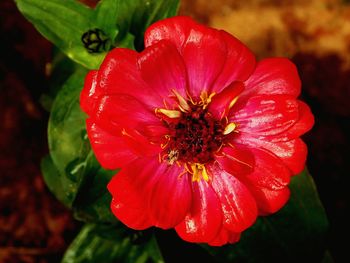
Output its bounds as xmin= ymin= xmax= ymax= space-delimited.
xmin=0 ymin=0 xmax=349 ymax=262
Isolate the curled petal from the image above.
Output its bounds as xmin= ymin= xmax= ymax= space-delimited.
xmin=175 ymin=179 xmax=222 ymax=243
xmin=242 ymin=58 xmax=301 ymax=100
xmin=149 ymin=165 xmax=192 ymax=229
xmin=108 ymin=158 xmax=162 ymax=230
xmin=210 ymin=164 xmax=258 ymax=232
xmin=208 ymin=82 xmax=244 ymax=120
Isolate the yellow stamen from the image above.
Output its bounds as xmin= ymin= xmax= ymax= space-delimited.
xmin=190 ymin=163 xmax=210 ymax=182
xmin=223 ymin=122 xmax=236 ymax=135
xmin=160 ymin=135 xmax=170 ymax=149
xmin=229 ymin=96 xmax=239 ymax=109
xmin=172 ymin=89 xmax=190 ymax=112
xmin=155 ymin=108 xmax=181 ymax=118
xmin=200 ymin=91 xmax=208 ymax=104
xmin=199 ymin=91 xmax=216 ymax=109
xmin=178 ymin=169 xmax=187 ymax=178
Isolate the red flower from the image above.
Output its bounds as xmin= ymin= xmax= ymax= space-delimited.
xmin=80 ymin=16 xmax=314 ymax=246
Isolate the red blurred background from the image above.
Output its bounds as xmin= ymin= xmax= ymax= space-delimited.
xmin=1 ymin=0 xmax=349 ymax=262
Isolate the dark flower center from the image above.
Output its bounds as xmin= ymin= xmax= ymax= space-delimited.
xmin=166 ymin=105 xmax=225 ymax=164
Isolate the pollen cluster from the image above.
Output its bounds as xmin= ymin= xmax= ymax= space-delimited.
xmin=165 ymin=105 xmax=225 ymax=165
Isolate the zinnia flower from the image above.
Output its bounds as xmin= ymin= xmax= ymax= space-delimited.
xmin=80 ymin=16 xmax=314 ymax=246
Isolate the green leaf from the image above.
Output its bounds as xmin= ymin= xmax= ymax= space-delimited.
xmin=321 ymin=250 xmax=334 ymax=263
xmin=40 ymin=48 xmax=79 ymax=111
xmin=72 ymin=155 xmax=118 ymax=224
xmin=48 ymin=69 xmax=89 ymax=204
xmin=116 ymin=0 xmax=180 ymax=50
xmin=41 ymin=154 xmax=71 ymax=206
xmin=15 ymin=0 xmax=179 ymax=68
xmin=94 ymin=0 xmax=120 ymax=42
xmin=46 ymin=70 xmax=117 ymax=223
xmin=62 ymin=224 xmax=164 ymax=263
xmin=203 ymin=169 xmax=329 ymax=263
xmin=15 ymin=0 xmax=105 ymax=69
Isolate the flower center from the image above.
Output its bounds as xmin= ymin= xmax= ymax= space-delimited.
xmin=166 ymin=105 xmax=224 ymax=164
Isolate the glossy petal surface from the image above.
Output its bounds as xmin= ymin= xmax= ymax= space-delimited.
xmin=175 ymin=180 xmax=222 ymax=243
xmin=81 ymin=16 xmax=314 ymax=246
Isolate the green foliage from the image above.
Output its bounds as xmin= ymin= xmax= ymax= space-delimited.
xmin=202 ymin=169 xmax=329 ymax=263
xmin=116 ymin=0 xmax=180 ymax=50
xmin=15 ymin=0 xmax=103 ymax=68
xmin=15 ymin=0 xmax=180 ymax=68
xmin=61 ymin=224 xmax=164 ymax=263
xmin=43 ymin=70 xmax=118 ymax=224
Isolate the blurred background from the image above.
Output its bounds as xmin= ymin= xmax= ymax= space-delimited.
xmin=0 ymin=0 xmax=349 ymax=262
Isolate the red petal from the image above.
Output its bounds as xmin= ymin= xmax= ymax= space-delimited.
xmin=182 ymin=24 xmax=227 ymax=98
xmin=210 ymin=164 xmax=257 ymax=232
xmin=149 ymin=165 xmax=192 ymax=229
xmin=239 ymin=100 xmax=314 ymax=143
xmin=96 ymin=48 xmax=163 ymax=109
xmin=273 ymin=139 xmax=307 ymax=175
xmin=285 ymin=101 xmax=314 ymax=139
xmin=236 ymin=136 xmax=307 ymax=175
xmin=208 ymin=227 xmax=241 ymax=246
xmin=253 ymin=188 xmax=290 ymax=215
xmin=208 ymin=82 xmax=244 ymax=120
xmin=110 ymin=198 xmax=151 ymax=230
xmin=86 ymin=119 xmax=138 ymax=169
xmin=138 ymin=40 xmax=188 ymax=101
xmin=247 ymin=148 xmax=291 ymax=190
xmin=242 ymin=58 xmax=301 ymax=100
xmin=108 ymin=157 xmax=162 ymax=230
xmin=175 ymin=180 xmax=222 ymax=243
xmin=215 ymin=145 xmax=255 ymax=176
xmin=120 ymin=128 xmax=162 ymax=157
xmin=140 ymin=125 xmax=170 ymax=144
xmin=93 ymin=94 xmax=159 ymax=134
xmin=80 ymin=70 xmax=100 ymax=115
xmin=211 ymin=31 xmax=256 ymax=93
xmin=145 ymin=16 xmax=228 ymax=98
xmin=232 ymin=95 xmax=299 ymax=137
xmin=236 ymin=148 xmax=291 ymax=214
xmin=145 ymin=16 xmax=195 ymax=51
